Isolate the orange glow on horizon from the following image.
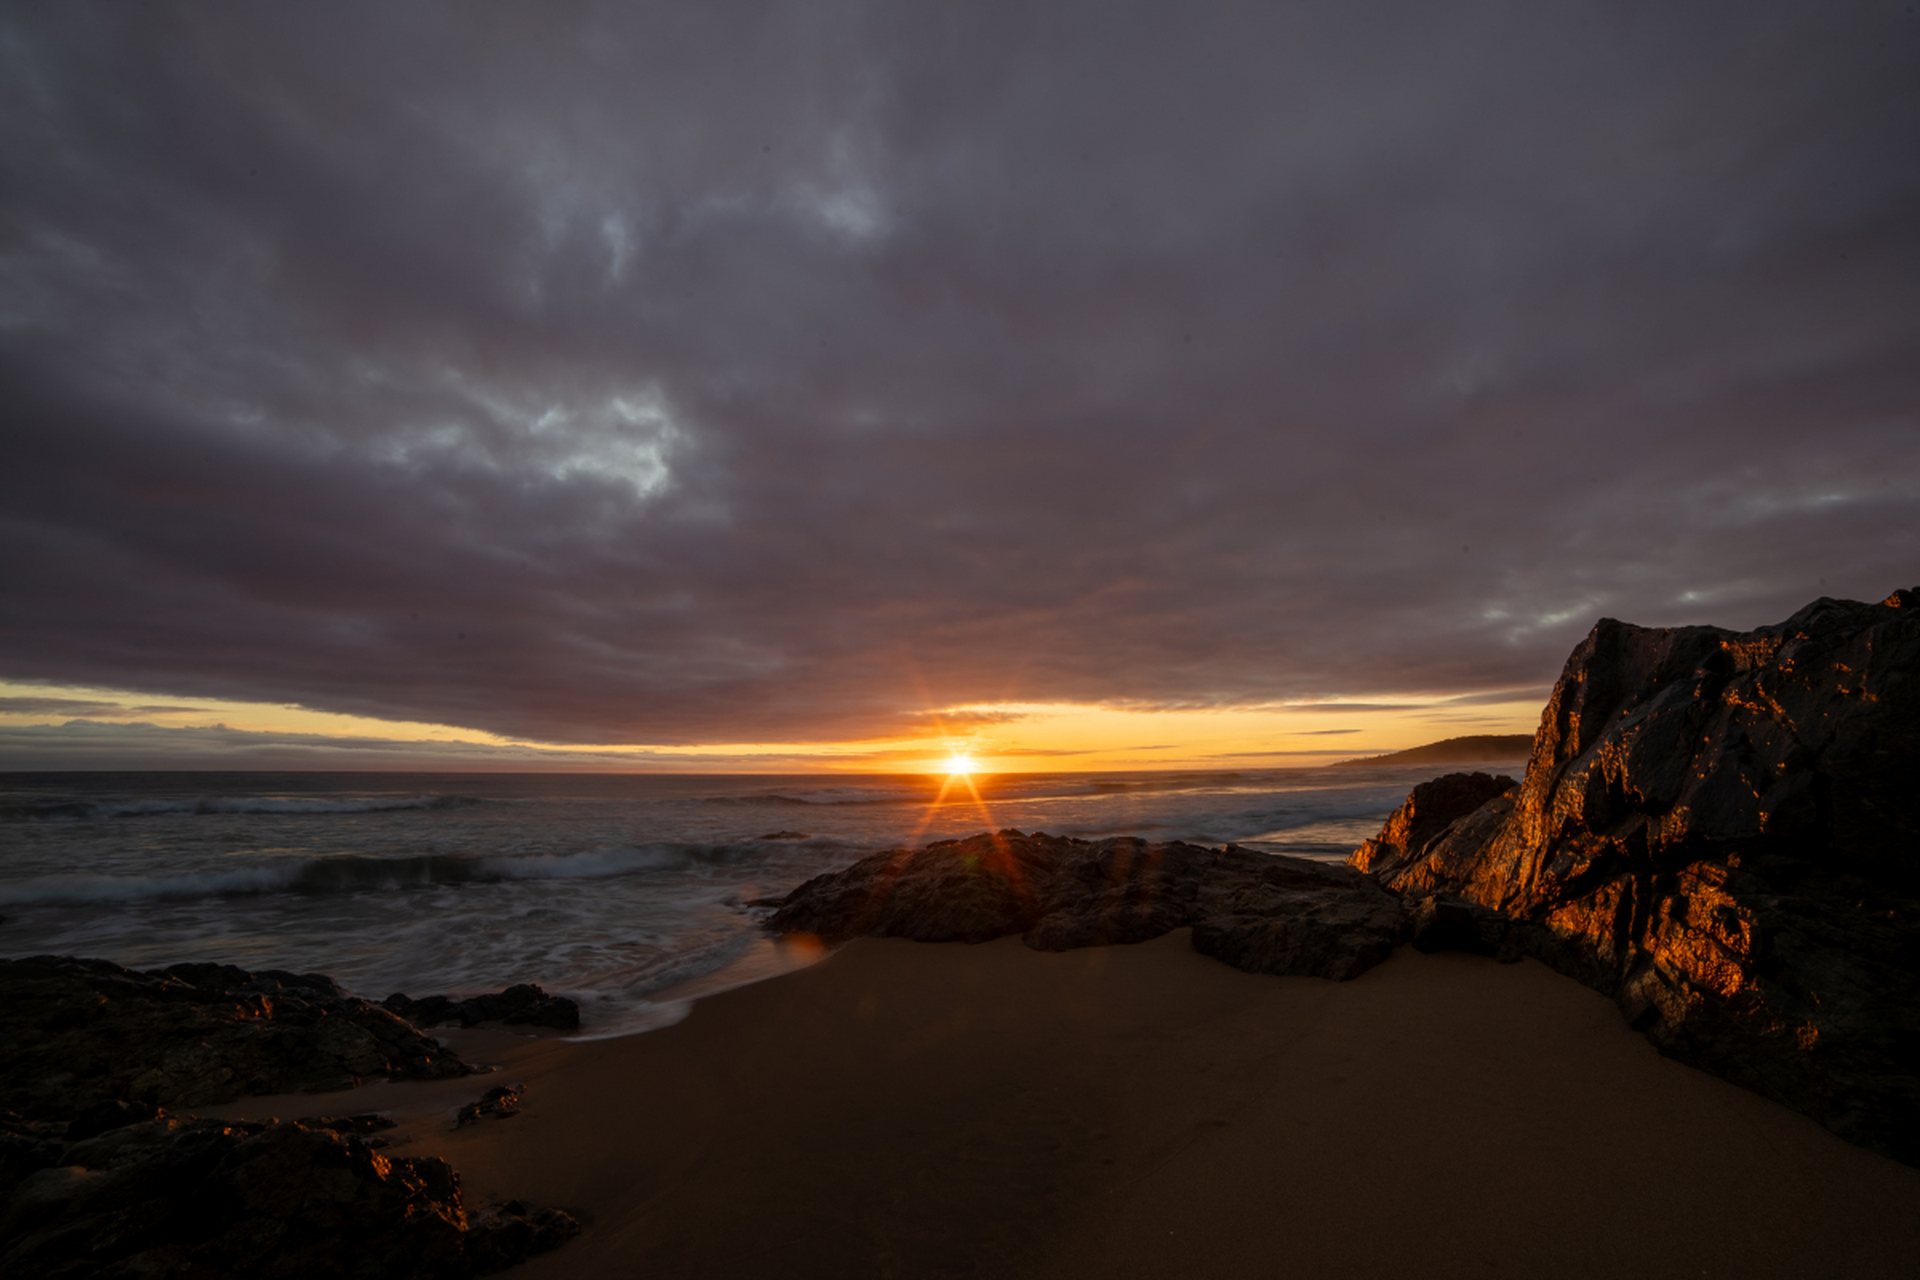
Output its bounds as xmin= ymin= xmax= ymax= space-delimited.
xmin=0 ymin=681 xmax=1544 ymax=773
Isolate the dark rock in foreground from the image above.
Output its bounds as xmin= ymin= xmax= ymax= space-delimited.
xmin=0 ymin=958 xmax=584 ymax=1273
xmin=384 ymin=984 xmax=580 ymax=1032
xmin=767 ymin=831 xmax=1408 ymax=982
xmin=0 ymin=1110 xmax=578 ymax=1278
xmin=0 ymin=956 xmax=472 ymax=1120
xmin=1187 ymin=854 xmax=1412 ymax=981
xmin=1352 ymin=589 xmax=1920 ymax=1165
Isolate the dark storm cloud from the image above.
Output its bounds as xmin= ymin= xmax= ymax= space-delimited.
xmin=1 ymin=2 xmax=1916 ymax=747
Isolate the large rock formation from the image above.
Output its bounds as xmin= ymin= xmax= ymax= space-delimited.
xmin=1353 ymin=589 xmax=1920 ymax=1164
xmin=768 ymin=830 xmax=1408 ymax=981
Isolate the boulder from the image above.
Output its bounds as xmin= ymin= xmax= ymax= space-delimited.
xmin=1352 ymin=588 xmax=1920 ymax=1164
xmin=0 ymin=956 xmax=472 ymax=1121
xmin=1189 ymin=851 xmax=1410 ymax=981
xmin=1347 ymin=771 xmax=1517 ymax=880
xmin=768 ymin=831 xmax=1409 ymax=982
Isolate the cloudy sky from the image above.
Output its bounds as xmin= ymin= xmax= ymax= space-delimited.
xmin=2 ymin=2 xmax=1916 ymax=771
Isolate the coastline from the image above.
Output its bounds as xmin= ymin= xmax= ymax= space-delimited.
xmin=203 ymin=930 xmax=1920 ymax=1279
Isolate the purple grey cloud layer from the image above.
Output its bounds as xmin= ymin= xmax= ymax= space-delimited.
xmin=1 ymin=2 xmax=1916 ymax=748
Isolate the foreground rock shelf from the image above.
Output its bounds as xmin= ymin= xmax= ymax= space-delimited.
xmin=0 ymin=957 xmax=473 ymax=1117
xmin=1 ymin=1111 xmax=577 ymax=1279
xmin=0 ymin=959 xmax=582 ymax=1277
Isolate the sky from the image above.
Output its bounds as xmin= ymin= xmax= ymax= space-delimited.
xmin=1 ymin=2 xmax=1916 ymax=773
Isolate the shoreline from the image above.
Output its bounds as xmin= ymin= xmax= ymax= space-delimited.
xmin=203 ymin=929 xmax=1920 ymax=1279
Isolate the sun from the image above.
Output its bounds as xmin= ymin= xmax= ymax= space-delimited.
xmin=943 ymin=753 xmax=976 ymax=776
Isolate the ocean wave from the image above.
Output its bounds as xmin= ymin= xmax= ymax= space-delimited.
xmin=0 ymin=794 xmax=486 ymax=822
xmin=0 ymin=841 xmax=772 ymax=907
xmin=1232 ymin=800 xmax=1402 ymax=830
xmin=699 ymin=791 xmax=906 ymax=808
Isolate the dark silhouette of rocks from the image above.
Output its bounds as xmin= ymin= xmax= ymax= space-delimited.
xmin=465 ymin=1200 xmax=586 ymax=1276
xmin=1352 ymin=588 xmax=1920 ymax=1164
xmin=1329 ymin=734 xmax=1534 ymax=768
xmin=0 ymin=956 xmax=472 ymax=1119
xmin=383 ymin=984 xmax=580 ymax=1031
xmin=0 ymin=1111 xmax=578 ymax=1278
xmin=0 ymin=955 xmax=583 ymax=1274
xmin=63 ymin=1099 xmax=161 ymax=1144
xmin=767 ymin=830 xmax=1408 ymax=982
xmin=1188 ymin=851 xmax=1411 ymax=981
xmin=1403 ymin=893 xmax=1542 ymax=963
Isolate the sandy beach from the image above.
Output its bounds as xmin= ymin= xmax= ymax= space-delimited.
xmin=201 ymin=931 xmax=1920 ymax=1279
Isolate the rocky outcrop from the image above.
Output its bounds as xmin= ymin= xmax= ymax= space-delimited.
xmin=0 ymin=956 xmax=583 ymax=1274
xmin=1348 ymin=771 xmax=1518 ymax=880
xmin=0 ymin=1110 xmax=579 ymax=1278
xmin=383 ymin=985 xmax=579 ymax=1032
xmin=1352 ymin=589 xmax=1920 ymax=1164
xmin=1187 ymin=854 xmax=1412 ymax=981
xmin=0 ymin=956 xmax=472 ymax=1119
xmin=767 ymin=830 xmax=1408 ymax=982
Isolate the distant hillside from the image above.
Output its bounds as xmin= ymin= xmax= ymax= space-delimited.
xmin=1328 ymin=734 xmax=1534 ymax=768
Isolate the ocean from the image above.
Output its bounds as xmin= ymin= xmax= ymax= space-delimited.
xmin=0 ymin=764 xmax=1519 ymax=1037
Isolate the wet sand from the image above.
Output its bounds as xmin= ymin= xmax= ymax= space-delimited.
xmin=209 ymin=930 xmax=1920 ymax=1279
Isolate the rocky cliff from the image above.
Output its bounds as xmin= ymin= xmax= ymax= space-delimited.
xmin=1354 ymin=589 xmax=1920 ymax=1164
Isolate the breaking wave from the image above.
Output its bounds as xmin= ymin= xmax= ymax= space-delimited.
xmin=699 ymin=791 xmax=907 ymax=808
xmin=1 ymin=794 xmax=486 ymax=822
xmin=0 ymin=841 xmax=765 ymax=907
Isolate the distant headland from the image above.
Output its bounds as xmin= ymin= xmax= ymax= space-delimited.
xmin=1328 ymin=733 xmax=1534 ymax=768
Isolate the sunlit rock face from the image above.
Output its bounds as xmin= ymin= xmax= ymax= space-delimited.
xmin=1357 ymin=589 xmax=1920 ymax=1164
xmin=1347 ymin=771 xmax=1517 ymax=882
